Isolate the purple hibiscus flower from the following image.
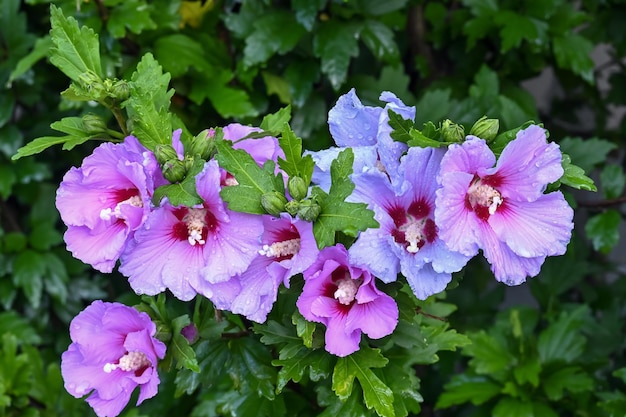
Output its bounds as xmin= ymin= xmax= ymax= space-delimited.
xmin=205 ymin=214 xmax=319 ymax=322
xmin=56 ymin=136 xmax=162 ymax=272
xmin=296 ymin=244 xmax=398 ymax=357
xmin=435 ymin=125 xmax=574 ymax=284
xmin=119 ymin=160 xmax=264 ymax=300
xmin=310 ymin=89 xmax=414 ymax=191
xmin=348 ymin=146 xmax=471 ymax=299
xmin=61 ymin=300 xmax=166 ymax=417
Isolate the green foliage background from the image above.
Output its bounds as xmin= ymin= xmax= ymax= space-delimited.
xmin=1 ymin=0 xmax=626 ymax=416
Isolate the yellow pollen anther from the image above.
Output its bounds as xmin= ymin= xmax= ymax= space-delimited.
xmin=100 ymin=195 xmax=143 ymax=221
xmin=103 ymin=351 xmax=150 ymax=373
xmin=259 ymin=238 xmax=301 ymax=258
xmin=334 ymin=278 xmax=359 ymax=305
xmin=184 ymin=208 xmax=207 ymax=245
xmin=468 ymin=182 xmax=503 ymax=215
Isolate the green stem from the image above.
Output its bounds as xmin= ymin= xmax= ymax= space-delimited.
xmin=111 ymin=107 xmax=129 ymax=136
xmin=106 ymin=129 xmax=125 ymax=140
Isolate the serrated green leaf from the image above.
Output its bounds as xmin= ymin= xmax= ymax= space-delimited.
xmin=124 ymin=53 xmax=174 ymax=150
xmin=28 ymin=223 xmax=62 ymax=251
xmin=332 ymin=347 xmax=394 ymax=417
xmin=0 ymin=311 xmax=41 ymax=345
xmin=560 ymin=154 xmax=597 ymax=191
xmin=495 ymin=11 xmax=541 ymax=53
xmin=8 ymin=36 xmax=52 ymax=85
xmin=152 ymin=158 xmax=204 ymax=207
xmin=600 ymin=164 xmax=625 ymax=199
xmin=277 ymin=123 xmax=314 ymax=186
xmin=227 ymin=338 xmax=277 ymax=399
xmin=154 ymin=34 xmax=210 ymax=77
xmin=542 ymin=366 xmax=594 ymax=401
xmin=387 ymin=109 xmax=413 ymax=143
xmin=585 ymin=210 xmax=621 ymax=254
xmin=407 ymin=128 xmax=447 ymax=148
xmin=243 ymin=11 xmax=306 ymax=67
xmin=273 ymin=344 xmax=330 ymax=392
xmin=513 ymin=356 xmax=541 ymax=387
xmin=189 ymin=70 xmax=258 ymax=118
xmin=107 ymin=0 xmax=157 ymax=38
xmin=553 ymin=33 xmax=594 ymax=84
xmin=436 ymin=374 xmax=501 ymax=408
xmin=413 ymin=89 xmax=452 ymax=126
xmin=49 ymin=4 xmax=102 ymax=81
xmin=470 ymin=65 xmax=499 ymax=103
xmin=260 ymin=106 xmax=291 ymax=132
xmin=537 ymin=306 xmax=588 ymax=364
xmin=313 ymin=21 xmax=361 ymax=90
xmin=559 ymin=137 xmax=616 ymax=173
xmin=170 ymin=315 xmax=199 ymax=372
xmin=292 ymin=310 xmax=316 ymax=348
xmin=311 ymin=149 xmax=378 ymax=248
xmin=465 ymin=331 xmax=514 ymax=374
xmin=216 ymin=140 xmax=283 ymax=214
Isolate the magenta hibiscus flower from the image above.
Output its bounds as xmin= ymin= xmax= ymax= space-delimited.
xmin=435 ymin=125 xmax=574 ymax=284
xmin=296 ymin=244 xmax=398 ymax=357
xmin=119 ymin=160 xmax=264 ymax=300
xmin=61 ymin=301 xmax=166 ymax=417
xmin=205 ymin=214 xmax=319 ymax=322
xmin=55 ymin=136 xmax=162 ymax=272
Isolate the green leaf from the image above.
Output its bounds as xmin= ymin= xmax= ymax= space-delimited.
xmin=407 ymin=128 xmax=447 ymax=148
xmin=332 ymin=347 xmax=395 ymax=417
xmin=154 ymin=34 xmax=210 ymax=77
xmin=189 ymin=70 xmax=258 ymax=118
xmin=311 ymin=148 xmax=378 ymax=248
xmin=0 ymin=311 xmax=41 ymax=345
xmin=8 ymin=36 xmax=53 ymax=85
xmin=262 ymin=72 xmax=291 ymax=104
xmin=260 ymin=106 xmax=291 ymax=133
xmin=585 ymin=210 xmax=621 ymax=254
xmin=513 ymin=356 xmax=541 ymax=387
xmin=313 ymin=21 xmax=361 ymax=90
xmin=492 ymin=398 xmax=533 ymax=417
xmin=107 ymin=0 xmax=157 ymax=38
xmin=537 ymin=305 xmax=588 ymax=364
xmin=600 ymin=164 xmax=626 ymax=199
xmin=0 ymin=164 xmax=16 ymax=199
xmin=553 ymin=33 xmax=595 ymax=84
xmin=436 ymin=375 xmax=501 ymax=408
xmin=243 ymin=11 xmax=306 ymax=67
xmin=227 ymin=338 xmax=277 ymax=399
xmin=542 ymin=366 xmax=594 ymax=401
xmin=216 ymin=139 xmax=283 ymax=214
xmin=124 ymin=53 xmax=174 ymax=151
xmin=560 ymin=154 xmax=597 ymax=191
xmin=277 ymin=123 xmax=314 ymax=186
xmin=559 ymin=137 xmax=616 ymax=173
xmin=413 ymin=89 xmax=453 ymax=126
xmin=49 ymin=4 xmax=103 ymax=81
xmin=272 ymin=344 xmax=330 ymax=392
xmin=12 ymin=249 xmax=46 ymax=309
xmin=465 ymin=331 xmax=514 ymax=374
xmin=292 ymin=310 xmax=316 ymax=348
xmin=494 ymin=11 xmax=541 ymax=53
xmin=152 ymin=158 xmax=204 ymax=207
xmin=291 ymin=0 xmax=325 ymax=30
xmin=470 ymin=65 xmax=499 ymax=103
xmin=361 ymin=20 xmax=399 ymax=63
xmin=28 ymin=223 xmax=62 ymax=251
xmin=170 ymin=315 xmax=200 ymax=372
xmin=387 ymin=109 xmax=413 ymax=143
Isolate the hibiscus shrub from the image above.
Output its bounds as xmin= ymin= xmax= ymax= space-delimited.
xmin=3 ymin=1 xmax=626 ymax=417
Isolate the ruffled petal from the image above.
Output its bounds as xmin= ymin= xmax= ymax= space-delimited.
xmin=349 ymin=229 xmax=399 ymax=283
xmin=229 ymin=256 xmax=282 ymax=323
xmin=347 ymin=294 xmax=398 ymax=339
xmin=85 ymin=389 xmax=132 ymax=417
xmin=323 ymin=310 xmax=361 ymax=357
xmin=489 ymin=192 xmax=573 ymax=258
xmin=400 ymin=147 xmax=444 ymax=204
xmin=487 ymin=125 xmax=564 ymax=202
xmin=403 ymin=263 xmax=452 ymax=300
xmin=328 ymin=88 xmax=381 ymax=147
xmin=64 ymin=221 xmax=129 ymax=273
xmin=435 ymin=171 xmax=481 ymax=256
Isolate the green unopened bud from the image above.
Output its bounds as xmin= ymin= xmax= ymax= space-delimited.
xmin=287 ymin=176 xmax=307 ymax=201
xmin=162 ymin=159 xmax=187 ymax=183
xmin=297 ymin=199 xmax=321 ymax=222
xmin=110 ymin=80 xmax=130 ymax=102
xmin=469 ymin=116 xmax=499 ymax=142
xmin=441 ymin=119 xmax=465 ymax=143
xmin=188 ymin=129 xmax=216 ymax=160
xmin=261 ymin=192 xmax=288 ymax=216
xmin=154 ymin=145 xmax=180 ymax=165
xmin=82 ymin=114 xmax=108 ymax=135
xmin=78 ymin=71 xmax=106 ymax=100
xmin=285 ymin=199 xmax=300 ymax=216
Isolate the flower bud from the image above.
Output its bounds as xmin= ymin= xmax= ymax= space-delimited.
xmin=78 ymin=71 xmax=106 ymax=100
xmin=469 ymin=116 xmax=499 ymax=142
xmin=285 ymin=199 xmax=300 ymax=216
xmin=110 ymin=79 xmax=130 ymax=102
xmin=82 ymin=114 xmax=108 ymax=135
xmin=288 ymin=176 xmax=307 ymax=201
xmin=162 ymin=159 xmax=187 ymax=183
xmin=261 ymin=192 xmax=288 ymax=216
xmin=181 ymin=323 xmax=198 ymax=344
xmin=154 ymin=144 xmax=180 ymax=165
xmin=188 ymin=129 xmax=216 ymax=160
xmin=297 ymin=199 xmax=321 ymax=222
xmin=440 ymin=119 xmax=465 ymax=143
